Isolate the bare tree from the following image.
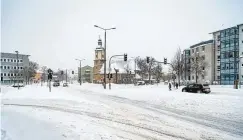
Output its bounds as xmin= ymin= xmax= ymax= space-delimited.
xmin=190 ymin=54 xmax=208 ymax=83
xmin=137 ymin=58 xmax=148 ymax=79
xmin=136 ymin=57 xmax=156 ymax=84
xmin=170 ymin=47 xmax=184 ymax=86
xmin=41 ymin=66 xmax=47 ymax=83
xmin=152 ymin=63 xmax=163 ymax=83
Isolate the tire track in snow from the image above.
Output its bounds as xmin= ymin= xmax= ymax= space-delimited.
xmin=3 ymin=103 xmax=191 ymax=140
xmin=66 ymin=88 xmax=243 ymax=137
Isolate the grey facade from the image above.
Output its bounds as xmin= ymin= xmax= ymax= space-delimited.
xmin=1 ymin=52 xmax=30 ymax=84
xmin=78 ymin=65 xmax=93 ymax=83
xmin=182 ymin=49 xmax=191 ymax=81
xmin=182 ymin=40 xmax=214 ymax=84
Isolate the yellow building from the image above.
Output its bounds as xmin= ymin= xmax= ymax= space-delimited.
xmin=93 ymin=37 xmax=105 ymax=83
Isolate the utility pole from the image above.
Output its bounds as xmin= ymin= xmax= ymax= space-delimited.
xmin=15 ymin=51 xmax=19 ymax=90
xmin=66 ymin=69 xmax=68 ymax=83
xmin=94 ymin=25 xmax=116 ymax=89
xmin=75 ymin=59 xmax=85 ymax=85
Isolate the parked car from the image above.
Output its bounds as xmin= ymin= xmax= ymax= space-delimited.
xmin=53 ymin=82 xmax=60 ymax=87
xmin=12 ymin=83 xmax=24 ymax=88
xmin=137 ymin=81 xmax=145 ymax=86
xmin=63 ymin=83 xmax=68 ymax=87
xmin=182 ymin=84 xmax=211 ymax=94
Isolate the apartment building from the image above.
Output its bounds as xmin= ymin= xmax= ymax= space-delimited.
xmin=78 ymin=65 xmax=93 ymax=83
xmin=182 ymin=49 xmax=191 ymax=81
xmin=1 ymin=52 xmax=30 ymax=84
xmin=189 ymin=40 xmax=214 ymax=84
xmin=239 ymin=24 xmax=243 ymax=84
xmin=211 ymin=24 xmax=243 ymax=85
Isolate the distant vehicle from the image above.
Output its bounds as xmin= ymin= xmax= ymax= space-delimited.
xmin=182 ymin=84 xmax=211 ymax=94
xmin=63 ymin=83 xmax=68 ymax=87
xmin=12 ymin=83 xmax=24 ymax=88
xmin=53 ymin=82 xmax=60 ymax=87
xmin=137 ymin=81 xmax=145 ymax=86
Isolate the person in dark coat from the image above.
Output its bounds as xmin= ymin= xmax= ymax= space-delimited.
xmin=168 ymin=83 xmax=172 ymax=91
xmin=176 ymin=83 xmax=179 ymax=89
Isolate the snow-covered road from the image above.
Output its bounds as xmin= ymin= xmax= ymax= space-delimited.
xmin=1 ymin=84 xmax=243 ymax=140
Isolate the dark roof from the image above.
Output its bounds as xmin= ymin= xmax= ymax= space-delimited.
xmin=209 ymin=23 xmax=243 ymax=34
xmin=190 ymin=40 xmax=213 ymax=48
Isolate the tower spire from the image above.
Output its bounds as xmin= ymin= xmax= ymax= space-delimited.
xmin=98 ymin=35 xmax=102 ymax=47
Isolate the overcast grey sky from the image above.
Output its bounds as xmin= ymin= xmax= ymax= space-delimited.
xmin=1 ymin=0 xmax=243 ymax=71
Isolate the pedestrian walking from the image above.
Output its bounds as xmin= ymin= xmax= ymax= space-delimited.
xmin=168 ymin=82 xmax=172 ymax=91
xmin=176 ymin=82 xmax=179 ymax=89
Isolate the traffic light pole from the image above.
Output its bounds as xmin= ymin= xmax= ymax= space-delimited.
xmin=108 ymin=54 xmax=125 ymax=90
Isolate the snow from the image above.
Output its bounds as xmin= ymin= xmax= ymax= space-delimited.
xmin=1 ymin=83 xmax=243 ymax=140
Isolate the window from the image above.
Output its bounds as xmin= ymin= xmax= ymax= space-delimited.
xmin=0 ymin=59 xmax=2 ymax=62
xmin=0 ymin=66 xmax=2 ymax=69
xmin=217 ymin=56 xmax=220 ymax=59
xmin=14 ymin=66 xmax=16 ymax=69
xmin=196 ymin=47 xmax=199 ymax=52
xmin=14 ymin=60 xmax=16 ymax=62
xmin=11 ymin=73 xmax=13 ymax=76
xmin=1 ymin=73 xmax=2 ymax=76
xmin=217 ymin=66 xmax=220 ymax=70
xmin=8 ymin=73 xmax=10 ymax=77
xmin=4 ymin=73 xmax=6 ymax=76
xmin=4 ymin=66 xmax=6 ymax=69
xmin=192 ymin=49 xmax=194 ymax=53
xmin=11 ymin=59 xmax=13 ymax=62
xmin=242 ymin=29 xmax=243 ymax=32
xmin=20 ymin=67 xmax=23 ymax=69
xmin=201 ymin=46 xmax=205 ymax=51
xmin=242 ymin=64 xmax=243 ymax=67
xmin=7 ymin=66 xmax=10 ymax=69
xmin=7 ymin=59 xmax=10 ymax=62
xmin=20 ymin=60 xmax=23 ymax=62
xmin=192 ymin=76 xmax=194 ymax=80
xmin=217 ymin=76 xmax=220 ymax=79
xmin=4 ymin=59 xmax=6 ymax=62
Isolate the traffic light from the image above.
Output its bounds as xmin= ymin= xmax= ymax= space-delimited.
xmin=48 ymin=73 xmax=52 ymax=80
xmin=124 ymin=54 xmax=127 ymax=61
xmin=146 ymin=57 xmax=150 ymax=63
xmin=164 ymin=58 xmax=167 ymax=64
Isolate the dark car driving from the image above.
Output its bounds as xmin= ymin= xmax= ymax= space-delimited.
xmin=182 ymin=84 xmax=211 ymax=94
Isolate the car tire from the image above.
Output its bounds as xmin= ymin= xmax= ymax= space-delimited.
xmin=182 ymin=89 xmax=186 ymax=92
xmin=197 ymin=90 xmax=201 ymax=93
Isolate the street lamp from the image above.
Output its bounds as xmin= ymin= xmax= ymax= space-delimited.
xmin=239 ymin=55 xmax=243 ymax=88
xmin=15 ymin=51 xmax=19 ymax=89
xmin=94 ymin=25 xmax=116 ymax=89
xmin=75 ymin=58 xmax=85 ymax=85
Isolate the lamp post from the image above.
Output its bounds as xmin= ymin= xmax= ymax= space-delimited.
xmin=239 ymin=55 xmax=243 ymax=88
xmin=15 ymin=51 xmax=19 ymax=89
xmin=94 ymin=25 xmax=116 ymax=89
xmin=75 ymin=59 xmax=85 ymax=85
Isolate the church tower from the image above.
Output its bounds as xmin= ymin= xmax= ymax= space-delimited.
xmin=93 ymin=36 xmax=105 ymax=83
